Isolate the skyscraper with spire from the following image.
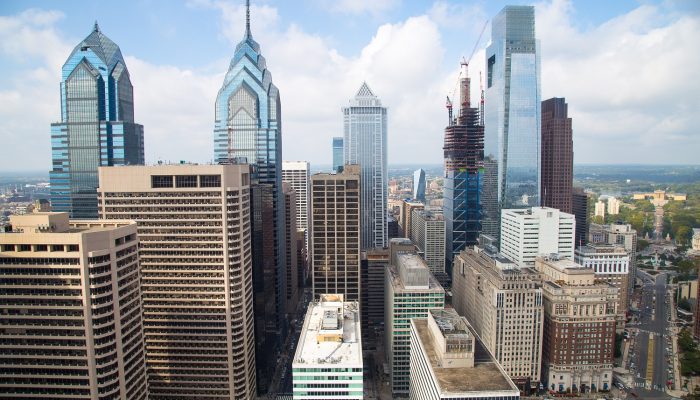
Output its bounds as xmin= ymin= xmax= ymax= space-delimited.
xmin=212 ymin=1 xmax=285 ymax=394
xmin=443 ymin=62 xmax=484 ymax=272
xmin=50 ymin=22 xmax=144 ymax=219
xmin=343 ymin=82 xmax=388 ymax=249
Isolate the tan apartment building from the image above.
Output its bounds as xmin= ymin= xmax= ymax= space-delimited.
xmin=0 ymin=212 xmax=147 ymax=399
xmin=452 ymin=246 xmax=544 ymax=390
xmin=97 ymin=164 xmax=257 ymax=399
xmin=536 ymin=255 xmax=618 ymax=394
xmin=310 ymin=165 xmax=361 ymax=302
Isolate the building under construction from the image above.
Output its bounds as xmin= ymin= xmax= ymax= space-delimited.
xmin=443 ymin=62 xmax=485 ymax=275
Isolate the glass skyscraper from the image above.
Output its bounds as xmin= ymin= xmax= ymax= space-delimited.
xmin=484 ymin=5 xmax=541 ymax=234
xmin=50 ymin=23 xmax=144 ymax=219
xmin=212 ymin=4 xmax=284 ymax=394
xmin=332 ymin=136 xmax=344 ymax=172
xmin=343 ymin=82 xmax=388 ymax=249
xmin=413 ymin=168 xmax=426 ymax=203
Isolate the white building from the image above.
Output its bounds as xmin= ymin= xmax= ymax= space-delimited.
xmin=692 ymin=228 xmax=700 ymax=252
xmin=575 ymin=244 xmax=630 ymax=317
xmin=500 ymin=207 xmax=575 ymax=267
xmin=282 ymin=161 xmax=310 ymax=231
xmin=607 ymin=197 xmax=620 ymax=215
xmin=292 ymin=294 xmax=363 ymax=399
xmin=409 ymin=308 xmax=520 ymax=400
xmin=594 ymin=200 xmax=605 ymax=219
xmin=410 ymin=209 xmax=446 ymax=275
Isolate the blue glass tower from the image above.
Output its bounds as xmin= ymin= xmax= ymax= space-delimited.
xmin=50 ymin=23 xmax=144 ymax=219
xmin=413 ymin=168 xmax=426 ymax=203
xmin=332 ymin=136 xmax=343 ymax=172
xmin=484 ymin=5 xmax=541 ymax=236
xmin=212 ymin=2 xmax=284 ymax=394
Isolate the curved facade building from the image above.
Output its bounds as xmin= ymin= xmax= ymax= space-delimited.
xmin=50 ymin=23 xmax=144 ymax=219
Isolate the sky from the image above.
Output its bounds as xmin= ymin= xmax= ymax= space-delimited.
xmin=0 ymin=0 xmax=699 ymax=172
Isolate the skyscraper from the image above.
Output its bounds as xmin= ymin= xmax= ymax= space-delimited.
xmin=500 ymin=207 xmax=575 ymax=267
xmin=310 ymin=165 xmax=361 ymax=301
xmin=413 ymin=168 xmax=426 ymax=203
xmin=212 ymin=3 xmax=285 ymax=393
xmin=571 ymin=187 xmax=589 ymax=246
xmin=484 ymin=5 xmax=541 ymax=229
xmin=411 ymin=209 xmax=446 ymax=276
xmin=344 ymin=82 xmax=388 ymax=249
xmin=98 ymin=164 xmax=257 ymax=399
xmin=0 ymin=213 xmax=147 ymax=399
xmin=50 ymin=23 xmax=144 ymax=219
xmin=541 ymin=97 xmax=573 ymax=213
xmin=443 ymin=62 xmax=484 ymax=270
xmin=283 ymin=182 xmax=299 ymax=315
xmin=282 ymin=161 xmax=310 ymax=231
xmin=332 ymin=137 xmax=344 ymax=172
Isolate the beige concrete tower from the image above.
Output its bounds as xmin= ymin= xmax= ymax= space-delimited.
xmin=310 ymin=165 xmax=361 ymax=302
xmin=97 ymin=164 xmax=256 ymax=399
xmin=0 ymin=212 xmax=147 ymax=399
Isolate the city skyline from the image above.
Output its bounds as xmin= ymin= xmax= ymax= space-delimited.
xmin=1 ymin=0 xmax=699 ymax=172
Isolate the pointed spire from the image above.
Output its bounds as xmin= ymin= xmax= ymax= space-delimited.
xmin=93 ymin=20 xmax=100 ymax=33
xmin=245 ymin=0 xmax=252 ymax=39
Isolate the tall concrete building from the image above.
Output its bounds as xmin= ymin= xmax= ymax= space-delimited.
xmin=575 ymin=244 xmax=630 ymax=316
xmin=452 ymin=246 xmax=543 ymax=389
xmin=589 ymin=222 xmax=638 ymax=301
xmin=283 ymin=182 xmax=299 ymax=315
xmin=484 ymin=6 xmax=541 ymax=222
xmin=386 ymin=250 xmax=445 ymax=396
xmin=594 ymin=200 xmax=605 ymax=219
xmin=212 ymin=4 xmax=285 ymax=392
xmin=332 ymin=137 xmax=344 ymax=172
xmin=0 ymin=213 xmax=147 ymax=399
xmin=282 ymin=161 xmax=310 ymax=231
xmin=571 ymin=187 xmax=589 ymax=247
xmin=411 ymin=209 xmax=446 ymax=276
xmin=400 ymin=198 xmax=424 ymax=240
xmin=343 ymin=82 xmax=388 ymax=249
xmin=536 ymin=255 xmax=618 ymax=394
xmin=443 ymin=62 xmax=485 ymax=266
xmin=500 ymin=207 xmax=575 ymax=267
xmin=292 ymin=294 xmax=363 ymax=399
xmin=541 ymin=97 xmax=573 ymax=214
xmin=50 ymin=23 xmax=144 ymax=219
xmin=310 ymin=165 xmax=361 ymax=302
xmin=409 ymin=309 xmax=520 ymax=400
xmin=607 ymin=197 xmax=620 ymax=215
xmin=98 ymin=164 xmax=257 ymax=399
xmin=413 ymin=168 xmax=426 ymax=203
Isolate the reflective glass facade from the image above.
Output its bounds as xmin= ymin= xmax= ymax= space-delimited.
xmin=332 ymin=137 xmax=344 ymax=172
xmin=50 ymin=23 xmax=144 ymax=219
xmin=484 ymin=6 xmax=541 ymax=231
xmin=343 ymin=83 xmax=388 ymax=249
xmin=212 ymin=18 xmax=284 ymax=394
xmin=413 ymin=168 xmax=426 ymax=203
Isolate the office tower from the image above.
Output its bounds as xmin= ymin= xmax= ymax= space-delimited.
xmin=594 ymin=200 xmax=605 ymax=218
xmin=386 ymin=250 xmax=445 ymax=396
xmin=607 ymin=196 xmax=620 ymax=215
xmin=413 ymin=168 xmax=426 ymax=203
xmin=361 ymin=248 xmax=389 ymax=345
xmin=571 ymin=187 xmax=589 ymax=246
xmin=484 ymin=5 xmax=541 ymax=226
xmin=343 ymin=82 xmax=388 ymax=249
xmin=500 ymin=207 xmax=575 ymax=267
xmin=409 ymin=309 xmax=520 ymax=400
xmin=292 ymin=294 xmax=363 ymax=399
xmin=282 ymin=161 xmax=310 ymax=231
xmin=536 ymin=255 xmax=618 ymax=394
xmin=50 ymin=23 xmax=145 ymax=219
xmin=310 ymin=165 xmax=361 ymax=301
xmin=589 ymin=222 xmax=638 ymax=302
xmin=332 ymin=137 xmax=344 ymax=172
xmin=212 ymin=4 xmax=284 ymax=393
xmin=575 ymin=244 xmax=630 ymax=317
xmin=400 ymin=198 xmax=424 ymax=239
xmin=443 ymin=62 xmax=485 ymax=268
xmin=0 ymin=213 xmax=147 ymax=399
xmin=411 ymin=209 xmax=446 ymax=276
xmin=452 ymin=246 xmax=543 ymax=390
xmin=541 ymin=97 xmax=573 ymax=213
xmin=98 ymin=164 xmax=257 ymax=399
xmin=296 ymin=228 xmax=308 ymax=287
xmin=387 ymin=215 xmax=400 ymax=239
xmin=283 ymin=182 xmax=299 ymax=315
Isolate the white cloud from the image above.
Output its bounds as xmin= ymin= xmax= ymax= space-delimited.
xmin=315 ymin=0 xmax=399 ymax=16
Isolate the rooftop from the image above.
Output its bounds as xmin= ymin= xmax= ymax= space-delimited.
xmin=293 ymin=294 xmax=362 ymax=367
xmin=390 ymin=252 xmax=444 ymax=292
xmin=412 ymin=317 xmax=518 ymax=395
xmin=576 ymin=244 xmax=628 ymax=255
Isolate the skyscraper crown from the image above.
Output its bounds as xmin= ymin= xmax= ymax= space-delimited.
xmin=66 ymin=22 xmax=124 ymax=70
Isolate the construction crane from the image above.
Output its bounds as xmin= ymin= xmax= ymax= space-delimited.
xmin=447 ymin=21 xmax=488 ymax=122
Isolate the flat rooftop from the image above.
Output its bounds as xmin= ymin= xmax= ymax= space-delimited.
xmin=293 ymin=298 xmax=362 ymax=367
xmin=413 ymin=319 xmax=518 ymax=395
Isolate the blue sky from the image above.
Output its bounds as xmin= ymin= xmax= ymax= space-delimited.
xmin=1 ymin=0 xmax=699 ymax=171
